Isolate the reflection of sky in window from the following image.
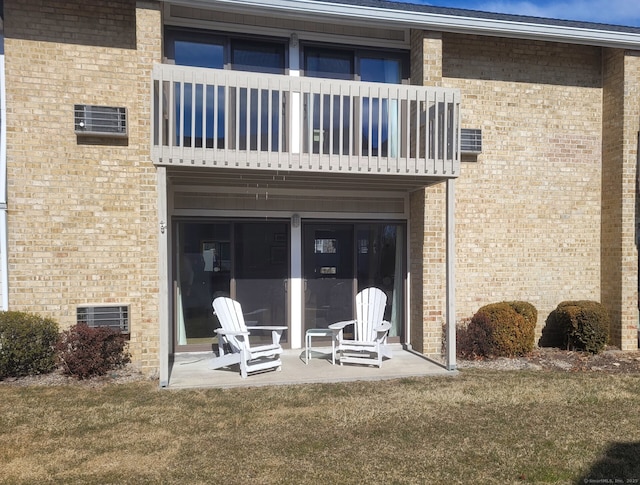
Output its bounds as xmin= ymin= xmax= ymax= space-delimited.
xmin=175 ymin=41 xmax=223 ymax=68
xmin=360 ymin=58 xmax=401 ymax=83
xmin=174 ymin=41 xmax=283 ymax=147
xmin=306 ymin=50 xmax=353 ymax=80
xmin=171 ymin=40 xmax=405 ymax=153
xmin=232 ymin=44 xmax=285 ymax=74
xmin=174 ymin=41 xmax=225 ymax=145
xmin=360 ymin=59 xmax=401 ymax=150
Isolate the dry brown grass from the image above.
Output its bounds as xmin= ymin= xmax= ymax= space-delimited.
xmin=1 ymin=370 xmax=639 ymax=484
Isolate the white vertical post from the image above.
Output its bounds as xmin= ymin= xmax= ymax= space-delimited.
xmin=446 ymin=179 xmax=456 ymax=371
xmin=290 ymin=216 xmax=303 ymax=349
xmin=290 ymin=34 xmax=300 ymax=154
xmin=404 ymin=194 xmax=411 ymax=350
xmin=157 ymin=166 xmax=170 ymax=387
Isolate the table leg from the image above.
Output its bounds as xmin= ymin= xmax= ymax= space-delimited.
xmin=331 ymin=335 xmax=335 ymax=365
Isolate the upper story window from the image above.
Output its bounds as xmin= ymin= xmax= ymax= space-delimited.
xmin=230 ymin=39 xmax=285 ymax=74
xmin=303 ymin=45 xmax=409 ymax=84
xmin=165 ymin=28 xmax=287 ymax=74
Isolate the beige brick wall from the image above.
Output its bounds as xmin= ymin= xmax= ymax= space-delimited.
xmin=409 ymin=30 xmax=448 ymax=356
xmin=442 ymin=34 xmax=605 ymax=342
xmin=4 ymin=0 xmax=162 ymax=372
xmin=602 ymin=48 xmax=640 ymax=350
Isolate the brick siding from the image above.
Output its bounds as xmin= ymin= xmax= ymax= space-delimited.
xmin=4 ymin=0 xmax=162 ymax=373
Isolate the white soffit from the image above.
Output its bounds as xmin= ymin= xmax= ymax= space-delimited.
xmin=168 ymin=0 xmax=640 ymax=49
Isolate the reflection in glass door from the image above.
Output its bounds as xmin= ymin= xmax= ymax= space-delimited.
xmin=303 ymin=224 xmax=354 ymax=332
xmin=355 ymin=224 xmax=404 ymax=338
xmin=233 ymin=223 xmax=289 ymax=345
xmin=303 ymin=222 xmax=404 ymax=340
xmin=174 ymin=220 xmax=289 ymax=350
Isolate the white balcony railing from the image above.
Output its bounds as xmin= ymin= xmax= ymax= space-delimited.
xmin=151 ymin=64 xmax=461 ymax=177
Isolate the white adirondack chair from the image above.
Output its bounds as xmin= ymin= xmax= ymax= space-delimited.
xmin=209 ymin=296 xmax=287 ymax=378
xmin=328 ymin=287 xmax=393 ymax=367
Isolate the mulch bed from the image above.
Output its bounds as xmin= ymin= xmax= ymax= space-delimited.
xmin=2 ymin=347 xmax=640 ymax=386
xmin=458 ymin=347 xmax=640 ymax=373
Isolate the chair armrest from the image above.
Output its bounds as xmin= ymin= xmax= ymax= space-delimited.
xmin=246 ymin=326 xmax=288 ymax=331
xmin=328 ymin=320 xmax=356 ymax=330
xmin=246 ymin=326 xmax=287 ymax=347
xmin=215 ymin=329 xmax=250 ymax=337
xmin=375 ymin=321 xmax=392 ymax=332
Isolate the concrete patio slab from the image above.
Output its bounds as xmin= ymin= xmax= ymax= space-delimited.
xmin=166 ymin=344 xmax=456 ymax=389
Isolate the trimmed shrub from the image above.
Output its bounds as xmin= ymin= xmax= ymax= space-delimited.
xmin=539 ymin=311 xmax=565 ymax=348
xmin=547 ymin=300 xmax=609 ymax=354
xmin=461 ymin=301 xmax=537 ymax=358
xmin=508 ymin=301 xmax=538 ymax=329
xmin=0 ymin=311 xmax=59 ymax=379
xmin=57 ymin=324 xmax=130 ymax=379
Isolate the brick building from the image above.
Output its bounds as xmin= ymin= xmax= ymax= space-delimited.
xmin=1 ymin=0 xmax=639 ymax=385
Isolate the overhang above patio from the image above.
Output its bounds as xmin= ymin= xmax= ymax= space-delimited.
xmin=166 ymin=166 xmax=444 ymax=193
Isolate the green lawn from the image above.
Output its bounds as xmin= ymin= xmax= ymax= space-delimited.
xmin=1 ymin=370 xmax=639 ymax=484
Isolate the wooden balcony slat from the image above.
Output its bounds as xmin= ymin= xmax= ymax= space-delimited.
xmin=151 ymin=64 xmax=461 ymax=178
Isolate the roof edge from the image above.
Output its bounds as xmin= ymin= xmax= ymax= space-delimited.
xmin=168 ymin=0 xmax=640 ymax=49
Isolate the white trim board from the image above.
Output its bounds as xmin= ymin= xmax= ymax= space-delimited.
xmin=166 ymin=0 xmax=640 ymax=49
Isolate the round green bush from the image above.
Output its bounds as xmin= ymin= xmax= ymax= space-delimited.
xmin=0 ymin=311 xmax=59 ymax=379
xmin=551 ymin=300 xmax=609 ymax=354
xmin=463 ymin=301 xmax=537 ymax=358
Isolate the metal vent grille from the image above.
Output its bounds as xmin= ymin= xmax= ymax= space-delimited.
xmin=77 ymin=305 xmax=129 ymax=333
xmin=74 ymin=105 xmax=127 ymax=137
xmin=461 ymin=128 xmax=482 ymax=154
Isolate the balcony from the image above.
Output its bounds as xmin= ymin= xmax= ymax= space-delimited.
xmin=151 ymin=64 xmax=461 ymax=179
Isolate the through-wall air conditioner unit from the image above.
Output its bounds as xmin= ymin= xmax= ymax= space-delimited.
xmin=461 ymin=128 xmax=482 ymax=154
xmin=77 ymin=305 xmax=130 ymax=334
xmin=74 ymin=104 xmax=127 ymax=137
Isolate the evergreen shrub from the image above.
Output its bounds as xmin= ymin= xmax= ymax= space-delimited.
xmin=546 ymin=300 xmax=609 ymax=354
xmin=0 ymin=311 xmax=59 ymax=379
xmin=459 ymin=301 xmax=537 ymax=358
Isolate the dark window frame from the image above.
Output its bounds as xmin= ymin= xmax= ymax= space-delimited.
xmin=164 ymin=27 xmax=289 ymax=74
xmin=301 ymin=42 xmax=410 ymax=83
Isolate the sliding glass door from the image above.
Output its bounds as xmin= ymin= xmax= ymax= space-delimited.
xmin=174 ymin=218 xmax=403 ymax=350
xmin=174 ymin=220 xmax=289 ymax=351
xmin=303 ymin=221 xmax=405 ymax=340
xmin=303 ymin=223 xmax=355 ymax=331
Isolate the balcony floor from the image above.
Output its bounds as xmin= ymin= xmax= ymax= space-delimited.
xmin=167 ymin=344 xmax=456 ymax=389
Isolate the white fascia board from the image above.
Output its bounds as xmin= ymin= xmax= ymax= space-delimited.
xmin=167 ymin=0 xmax=640 ymax=49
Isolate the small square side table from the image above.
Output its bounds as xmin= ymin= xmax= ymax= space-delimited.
xmin=305 ymin=328 xmax=336 ymax=365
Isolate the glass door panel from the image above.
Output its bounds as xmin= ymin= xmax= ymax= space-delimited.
xmin=176 ymin=222 xmax=231 ymax=348
xmin=175 ymin=220 xmax=289 ymax=350
xmin=234 ymin=222 xmax=289 ymax=345
xmin=303 ymin=223 xmax=354 ymax=334
xmin=356 ymin=224 xmax=404 ymax=339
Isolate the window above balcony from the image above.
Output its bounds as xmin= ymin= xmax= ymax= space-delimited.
xmin=164 ymin=28 xmax=409 ymax=83
xmin=303 ymin=45 xmax=409 ymax=84
xmin=155 ymin=28 xmax=461 ymax=180
xmin=165 ymin=28 xmax=288 ymax=74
